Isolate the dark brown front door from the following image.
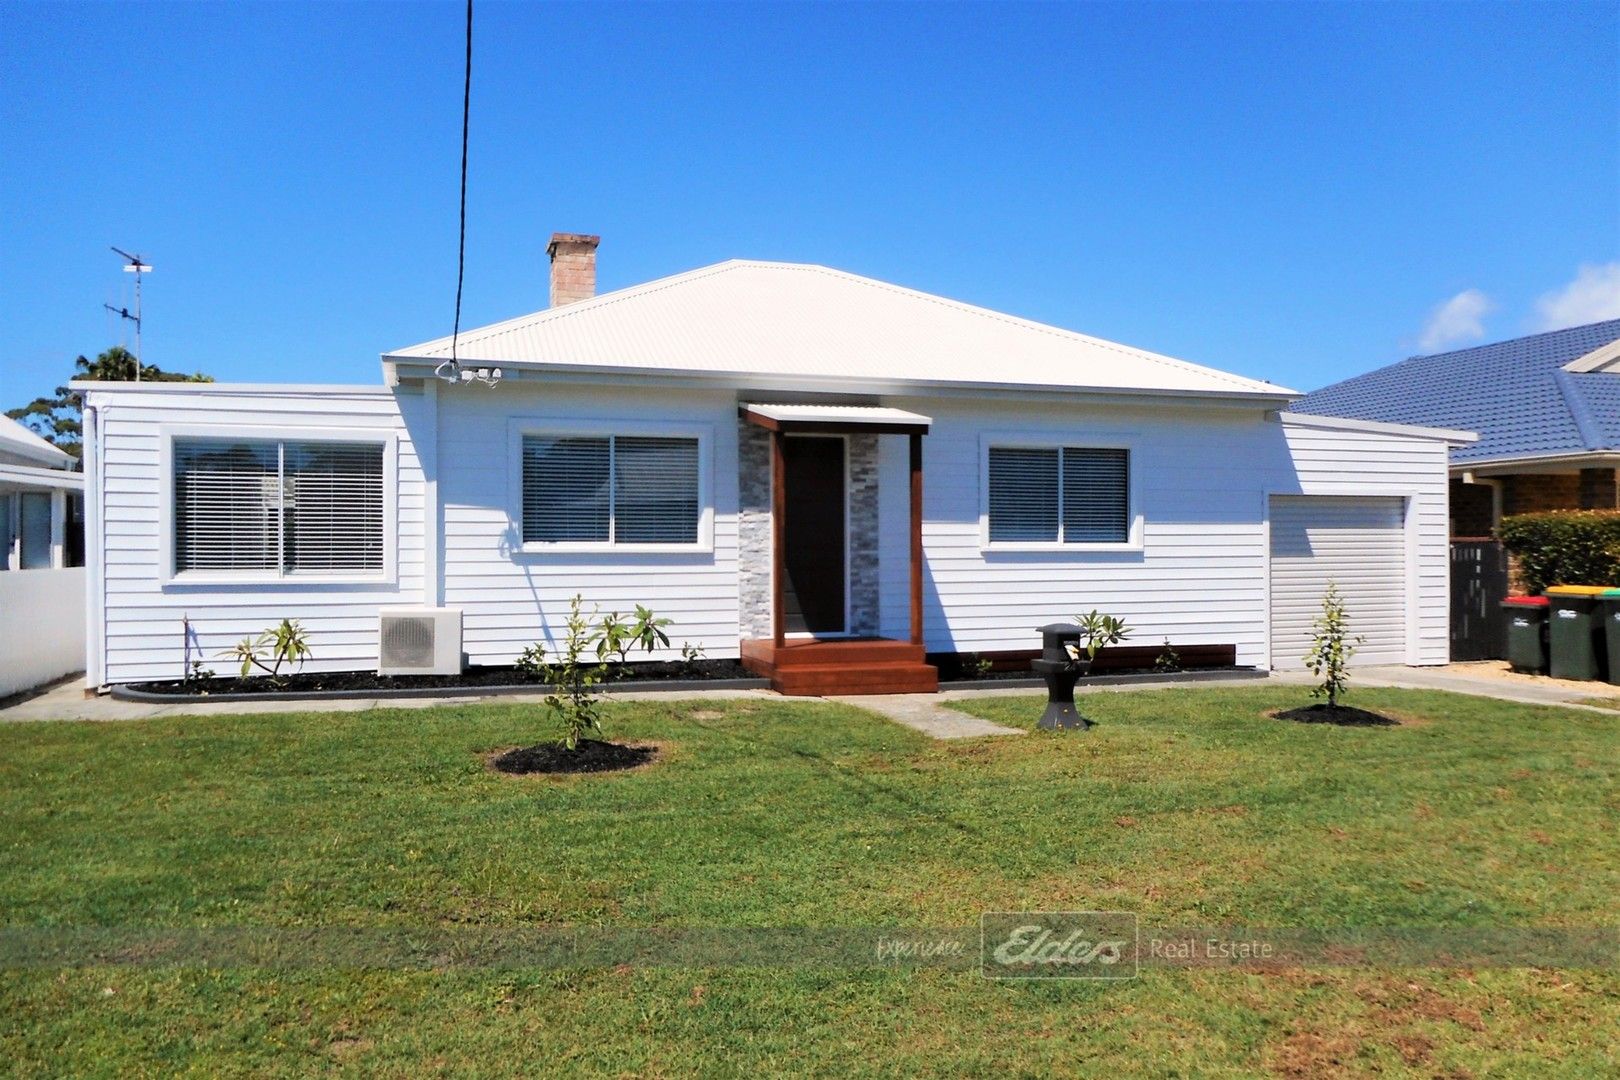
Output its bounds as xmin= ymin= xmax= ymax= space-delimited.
xmin=782 ymin=436 xmax=845 ymax=635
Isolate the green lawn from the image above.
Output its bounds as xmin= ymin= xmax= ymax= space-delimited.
xmin=2 ymin=687 xmax=1616 ymax=1076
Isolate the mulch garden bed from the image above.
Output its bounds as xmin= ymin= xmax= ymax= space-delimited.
xmin=129 ymin=658 xmax=752 ymax=697
xmin=1273 ymin=703 xmax=1400 ymax=727
xmin=489 ymin=740 xmax=657 ymax=776
xmin=935 ymin=664 xmax=1233 ymax=683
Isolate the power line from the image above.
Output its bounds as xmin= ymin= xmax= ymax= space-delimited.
xmin=451 ymin=0 xmax=472 ymax=371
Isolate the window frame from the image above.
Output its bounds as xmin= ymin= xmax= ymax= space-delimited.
xmin=159 ymin=424 xmax=398 ymax=586
xmin=978 ymin=432 xmax=1143 ymax=552
xmin=508 ymin=418 xmax=714 ymax=555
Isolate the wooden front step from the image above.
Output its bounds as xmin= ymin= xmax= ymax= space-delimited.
xmin=740 ymin=637 xmax=938 ymax=695
xmin=772 ymin=662 xmax=939 ymax=696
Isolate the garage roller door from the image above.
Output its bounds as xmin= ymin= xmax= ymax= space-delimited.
xmin=1270 ymin=496 xmax=1407 ymax=668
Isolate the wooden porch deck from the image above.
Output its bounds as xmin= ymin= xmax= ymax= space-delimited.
xmin=740 ymin=637 xmax=939 ymax=696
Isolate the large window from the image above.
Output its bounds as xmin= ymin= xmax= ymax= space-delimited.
xmin=521 ymin=433 xmax=700 ymax=545
xmin=987 ymin=445 xmax=1130 ymax=544
xmin=173 ymin=438 xmax=385 ymax=575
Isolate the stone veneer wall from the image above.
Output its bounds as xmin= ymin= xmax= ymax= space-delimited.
xmin=846 ymin=433 xmax=881 ymax=637
xmin=737 ymin=423 xmax=773 ymax=640
xmin=736 ymin=421 xmax=882 ymax=639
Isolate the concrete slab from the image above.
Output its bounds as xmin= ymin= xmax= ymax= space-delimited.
xmin=0 ymin=678 xmax=787 ymax=724
xmin=1270 ymin=663 xmax=1620 ymax=713
xmin=827 ymin=693 xmax=1025 ymax=739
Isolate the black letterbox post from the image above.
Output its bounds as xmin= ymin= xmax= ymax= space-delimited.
xmin=1032 ymin=622 xmax=1091 ymax=730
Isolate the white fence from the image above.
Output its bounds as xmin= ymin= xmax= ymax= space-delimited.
xmin=0 ymin=568 xmax=85 ymax=698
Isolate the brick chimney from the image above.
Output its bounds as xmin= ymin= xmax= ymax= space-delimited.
xmin=547 ymin=232 xmax=599 ymax=307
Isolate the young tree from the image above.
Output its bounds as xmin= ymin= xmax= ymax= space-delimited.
xmin=6 ymin=346 xmax=211 ymax=462
xmin=1304 ymin=582 xmax=1364 ymax=708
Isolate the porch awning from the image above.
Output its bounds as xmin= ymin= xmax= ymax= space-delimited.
xmin=739 ymin=403 xmax=931 ymax=435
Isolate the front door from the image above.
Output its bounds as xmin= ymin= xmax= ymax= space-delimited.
xmin=782 ymin=436 xmax=846 ymax=635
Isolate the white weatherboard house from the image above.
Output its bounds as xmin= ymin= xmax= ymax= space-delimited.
xmin=78 ymin=235 xmax=1474 ymax=694
xmin=1 ymin=414 xmax=85 ymax=697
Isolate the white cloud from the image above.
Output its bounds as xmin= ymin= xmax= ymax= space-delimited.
xmin=1417 ymin=289 xmax=1493 ymax=352
xmin=1533 ymin=263 xmax=1620 ymax=331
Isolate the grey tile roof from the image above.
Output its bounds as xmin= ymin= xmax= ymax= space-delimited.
xmin=1292 ymin=319 xmax=1620 ymax=464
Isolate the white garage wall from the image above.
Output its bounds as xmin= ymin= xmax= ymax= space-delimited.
xmin=1274 ymin=417 xmax=1452 ymax=666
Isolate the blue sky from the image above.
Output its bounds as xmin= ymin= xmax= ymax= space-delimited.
xmin=3 ymin=0 xmax=1616 ymax=403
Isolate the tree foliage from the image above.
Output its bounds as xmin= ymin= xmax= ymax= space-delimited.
xmin=1304 ymin=582 xmax=1362 ymax=709
xmin=1498 ymin=510 xmax=1620 ymax=595
xmin=5 ymin=346 xmax=211 ymax=463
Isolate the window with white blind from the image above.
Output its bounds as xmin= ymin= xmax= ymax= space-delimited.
xmin=986 ymin=445 xmax=1131 ymax=545
xmin=172 ymin=437 xmax=386 ymax=576
xmin=521 ymin=433 xmax=701 ymax=546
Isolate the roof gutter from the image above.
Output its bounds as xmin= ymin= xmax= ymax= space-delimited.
xmin=381 ymin=357 xmax=1299 ymax=408
xmin=1450 ymin=450 xmax=1620 ymax=474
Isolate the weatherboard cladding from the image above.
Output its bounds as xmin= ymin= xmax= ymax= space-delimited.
xmin=1292 ymin=319 xmax=1620 ymax=465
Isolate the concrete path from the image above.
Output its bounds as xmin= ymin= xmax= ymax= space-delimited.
xmin=1270 ymin=662 xmax=1620 ymax=714
xmin=0 ymin=678 xmax=777 ymax=724
xmin=10 ymin=662 xmax=1619 ymax=728
xmin=826 ymin=693 xmax=1025 ymax=739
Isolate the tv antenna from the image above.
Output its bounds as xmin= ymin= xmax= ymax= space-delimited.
xmin=105 ymin=246 xmax=152 ymax=380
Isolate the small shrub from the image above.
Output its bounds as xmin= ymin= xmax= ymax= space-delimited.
xmin=220 ymin=619 xmax=312 ymax=687
xmin=1153 ymin=639 xmax=1182 ymax=674
xmin=678 ymin=641 xmax=705 ymax=677
xmin=542 ymin=595 xmax=609 ymax=750
xmin=595 ymin=605 xmax=673 ymax=665
xmin=515 ymin=643 xmax=547 ymax=680
xmin=1068 ymin=610 xmax=1130 ymax=662
xmin=183 ymin=659 xmax=216 ymax=688
xmin=967 ymin=653 xmax=995 ymax=679
xmin=1304 ymin=582 xmax=1362 ymax=708
xmin=629 ymin=605 xmax=672 ymax=656
xmin=1498 ymin=511 xmax=1620 ymax=594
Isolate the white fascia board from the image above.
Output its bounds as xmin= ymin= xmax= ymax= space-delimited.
xmin=1274 ymin=410 xmax=1479 ymax=445
xmin=384 ymin=357 xmax=1300 ymax=408
xmin=1451 ymin=451 xmax=1620 ymax=474
xmin=69 ymin=380 xmax=393 ymax=397
xmin=0 ymin=462 xmax=84 ymax=490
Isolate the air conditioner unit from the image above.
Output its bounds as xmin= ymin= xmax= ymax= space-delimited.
xmin=378 ymin=607 xmax=463 ymax=676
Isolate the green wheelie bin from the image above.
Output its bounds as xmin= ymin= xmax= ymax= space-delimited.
xmin=1501 ymin=596 xmax=1549 ymax=674
xmin=1601 ymin=589 xmax=1620 ymax=686
xmin=1545 ymin=585 xmax=1609 ymax=681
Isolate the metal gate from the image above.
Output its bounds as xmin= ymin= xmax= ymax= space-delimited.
xmin=1450 ymin=539 xmax=1508 ymax=661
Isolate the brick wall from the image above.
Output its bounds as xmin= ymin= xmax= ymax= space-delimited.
xmin=1501 ymin=473 xmax=1580 ymax=516
xmin=546 ymin=233 xmax=599 ymax=307
xmin=1579 ymin=467 xmax=1618 ymax=510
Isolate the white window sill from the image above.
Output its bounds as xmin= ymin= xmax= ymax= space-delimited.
xmin=516 ymin=542 xmax=714 ymax=556
xmin=163 ymin=571 xmax=395 ymax=588
xmin=980 ymin=541 xmax=1143 ymax=554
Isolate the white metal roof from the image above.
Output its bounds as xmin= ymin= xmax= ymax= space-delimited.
xmin=742 ymin=403 xmax=932 ymax=427
xmin=0 ymin=414 xmax=72 ymax=468
xmin=387 ymin=260 xmax=1297 ymax=400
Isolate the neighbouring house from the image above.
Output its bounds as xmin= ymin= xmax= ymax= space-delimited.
xmin=0 ymin=414 xmax=86 ymax=697
xmin=76 ymin=234 xmax=1473 ymax=694
xmin=1293 ymin=319 xmax=1620 ymax=538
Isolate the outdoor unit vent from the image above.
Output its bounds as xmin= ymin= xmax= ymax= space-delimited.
xmin=378 ymin=607 xmax=463 ymax=676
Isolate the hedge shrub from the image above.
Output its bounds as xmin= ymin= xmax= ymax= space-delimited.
xmin=1497 ymin=510 xmax=1620 ymax=594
